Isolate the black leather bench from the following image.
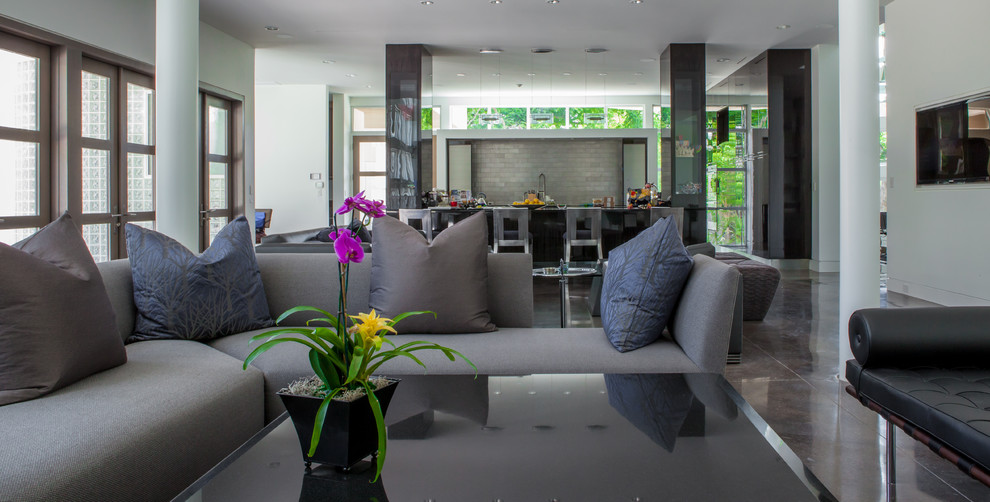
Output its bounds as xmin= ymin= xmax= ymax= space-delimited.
xmin=844 ymin=307 xmax=990 ymax=499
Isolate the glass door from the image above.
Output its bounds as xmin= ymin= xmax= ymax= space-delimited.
xmin=200 ymin=94 xmax=232 ymax=249
xmin=706 ymin=107 xmax=748 ymax=248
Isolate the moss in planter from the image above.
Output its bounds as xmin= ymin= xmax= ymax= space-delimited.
xmin=280 ymin=375 xmax=393 ymax=402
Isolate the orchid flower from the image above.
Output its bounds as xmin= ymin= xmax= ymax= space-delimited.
xmin=333 ymin=232 xmax=364 ymax=264
xmin=335 ymin=191 xmax=369 ymax=215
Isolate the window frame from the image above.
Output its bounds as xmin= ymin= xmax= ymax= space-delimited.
xmin=0 ymin=30 xmax=51 ymax=238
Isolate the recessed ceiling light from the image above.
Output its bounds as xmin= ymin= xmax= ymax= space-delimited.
xmin=585 ymin=48 xmax=607 ymax=54
xmin=777 ymin=24 xmax=791 ymax=30
xmin=715 ymin=58 xmax=731 ymax=63
xmin=365 ymin=84 xmax=374 ymax=88
xmin=420 ymin=0 xmax=433 ymax=5
xmin=561 ymin=72 xmax=572 ymax=76
xmin=598 ymin=72 xmax=608 ymax=76
xmin=455 ymin=73 xmax=466 ymax=77
xmin=490 ymin=0 xmax=502 ymax=3
xmin=526 ymin=72 xmax=536 ymax=76
xmin=531 ymin=48 xmax=554 ymax=54
xmin=629 ymin=0 xmax=643 ymax=3
xmin=640 ymin=58 xmax=656 ymax=62
xmin=632 ymin=72 xmax=643 ymax=76
xmin=345 ymin=73 xmax=356 ymax=78
xmin=264 ymin=25 xmax=279 ymax=31
xmin=492 ymin=72 xmax=501 ymax=77
xmin=322 ymin=59 xmax=335 ymax=64
xmin=546 ymin=0 xmax=559 ymax=4
xmin=479 ymin=48 xmax=503 ymax=54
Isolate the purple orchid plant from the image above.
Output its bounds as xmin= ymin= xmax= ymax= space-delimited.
xmin=245 ymin=191 xmax=475 ymax=482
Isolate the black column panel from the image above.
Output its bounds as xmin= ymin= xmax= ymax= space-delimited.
xmin=754 ymin=49 xmax=812 ymax=259
xmin=662 ymin=44 xmax=707 ymax=245
xmin=385 ymin=44 xmax=432 ymax=210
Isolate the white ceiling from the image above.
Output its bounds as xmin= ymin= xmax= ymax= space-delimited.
xmin=199 ymin=0 xmax=842 ymax=99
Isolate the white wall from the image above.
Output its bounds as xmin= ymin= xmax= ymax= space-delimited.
xmin=255 ymin=85 xmax=331 ymax=234
xmin=886 ymin=0 xmax=990 ymax=305
xmin=200 ymin=22 xmax=256 ymax=227
xmin=811 ymin=44 xmax=840 ymax=273
xmin=0 ymin=0 xmax=155 ymax=64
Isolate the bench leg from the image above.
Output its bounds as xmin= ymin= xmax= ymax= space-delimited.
xmin=887 ymin=419 xmax=897 ymax=502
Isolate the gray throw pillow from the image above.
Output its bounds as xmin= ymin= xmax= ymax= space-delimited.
xmin=0 ymin=213 xmax=126 ymax=405
xmin=370 ymin=212 xmax=495 ymax=334
xmin=125 ymin=216 xmax=273 ymax=342
xmin=601 ymin=217 xmax=693 ymax=352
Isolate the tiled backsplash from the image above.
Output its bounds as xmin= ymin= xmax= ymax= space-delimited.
xmin=468 ymin=139 xmax=623 ymax=206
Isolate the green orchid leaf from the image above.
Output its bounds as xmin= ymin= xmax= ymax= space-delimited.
xmin=362 ymin=381 xmax=387 ymax=482
xmin=345 ymin=348 xmax=365 ymax=384
xmin=308 ymin=350 xmax=342 ymax=389
xmin=276 ymin=305 xmax=338 ymax=325
xmin=249 ymin=327 xmax=320 ymax=342
xmin=308 ymin=388 xmax=342 ymax=457
xmin=310 ymin=327 xmax=345 ymax=350
xmin=386 ymin=310 xmax=435 ymax=327
xmin=242 ymin=338 xmax=322 ymax=370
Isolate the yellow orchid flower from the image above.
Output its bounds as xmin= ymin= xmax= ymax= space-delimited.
xmin=349 ymin=310 xmax=396 ymax=349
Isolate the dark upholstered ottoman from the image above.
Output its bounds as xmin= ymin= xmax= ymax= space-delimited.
xmin=715 ymin=252 xmax=780 ymax=321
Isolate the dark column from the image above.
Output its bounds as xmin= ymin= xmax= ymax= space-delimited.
xmin=762 ymin=49 xmax=812 ymax=259
xmin=385 ymin=44 xmax=432 ymax=209
xmin=661 ymin=44 xmax=707 ymax=245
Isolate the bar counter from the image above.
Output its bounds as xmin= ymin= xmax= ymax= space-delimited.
xmin=391 ymin=207 xmax=659 ymax=263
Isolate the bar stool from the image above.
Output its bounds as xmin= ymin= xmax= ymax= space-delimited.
xmin=398 ymin=208 xmax=434 ymax=242
xmin=649 ymin=207 xmax=684 ymax=241
xmin=493 ymin=208 xmax=530 ymax=254
xmin=564 ymin=207 xmax=603 ymax=262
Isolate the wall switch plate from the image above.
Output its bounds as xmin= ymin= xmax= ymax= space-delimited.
xmin=315 ymin=181 xmax=325 ymax=188
xmin=310 ymin=173 xmax=322 ymax=180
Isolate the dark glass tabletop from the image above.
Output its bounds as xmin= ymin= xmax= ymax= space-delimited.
xmin=173 ymin=374 xmax=835 ymax=502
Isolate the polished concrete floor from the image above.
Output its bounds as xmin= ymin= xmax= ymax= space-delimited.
xmin=532 ymin=270 xmax=988 ymax=501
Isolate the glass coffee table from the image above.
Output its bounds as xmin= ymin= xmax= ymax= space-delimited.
xmin=533 ymin=261 xmax=603 ymax=327
xmin=173 ymin=373 xmax=835 ymax=502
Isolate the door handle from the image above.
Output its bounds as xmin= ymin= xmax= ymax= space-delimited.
xmin=110 ymin=213 xmax=137 ymax=218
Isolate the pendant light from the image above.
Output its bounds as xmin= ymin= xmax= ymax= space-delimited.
xmin=479 ymin=49 xmax=502 ymax=124
xmin=584 ymin=48 xmax=606 ymax=123
xmin=531 ymin=49 xmax=554 ymax=123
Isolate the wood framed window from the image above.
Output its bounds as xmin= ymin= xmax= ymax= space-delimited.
xmin=353 ymin=135 xmax=387 ymax=202
xmin=0 ymin=31 xmax=50 ymax=245
xmin=199 ymin=87 xmax=244 ymax=251
xmin=75 ymin=58 xmax=156 ymax=261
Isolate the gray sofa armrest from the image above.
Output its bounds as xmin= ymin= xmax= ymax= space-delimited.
xmin=668 ymin=255 xmax=740 ymax=374
xmin=849 ymin=307 xmax=990 ymax=368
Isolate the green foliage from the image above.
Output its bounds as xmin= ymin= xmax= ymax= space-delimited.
xmin=529 ymin=107 xmax=566 ymax=129
xmin=880 ymin=131 xmax=887 ymax=162
xmin=569 ymin=107 xmax=605 ymax=129
xmin=751 ymin=108 xmax=768 ymax=129
xmin=421 ymin=108 xmax=432 ymax=131
xmin=653 ymin=106 xmax=671 ymax=129
xmin=608 ymin=107 xmax=644 ymax=129
xmin=492 ymin=107 xmax=527 ymax=129
xmin=707 ymin=209 xmax=745 ymax=246
xmin=466 ymin=107 xmax=488 ymax=129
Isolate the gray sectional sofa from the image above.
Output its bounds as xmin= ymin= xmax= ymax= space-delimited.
xmin=0 ymin=252 xmax=739 ymax=502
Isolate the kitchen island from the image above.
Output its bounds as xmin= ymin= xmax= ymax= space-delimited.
xmin=392 ymin=207 xmax=675 ymax=262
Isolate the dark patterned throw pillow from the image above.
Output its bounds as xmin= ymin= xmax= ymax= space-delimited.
xmin=125 ymin=216 xmax=273 ymax=342
xmin=601 ymin=217 xmax=693 ymax=352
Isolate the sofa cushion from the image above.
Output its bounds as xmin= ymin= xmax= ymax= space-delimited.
xmin=212 ymin=326 xmax=702 ymax=421
xmin=369 ymin=212 xmax=495 ymax=334
xmin=601 ymin=217 xmax=693 ymax=352
xmin=0 ymin=213 xmax=126 ymax=405
xmin=125 ymin=216 xmax=273 ymax=342
xmin=0 ymin=340 xmax=264 ymax=502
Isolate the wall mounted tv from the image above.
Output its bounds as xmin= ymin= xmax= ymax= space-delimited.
xmin=916 ymin=95 xmax=990 ymax=185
